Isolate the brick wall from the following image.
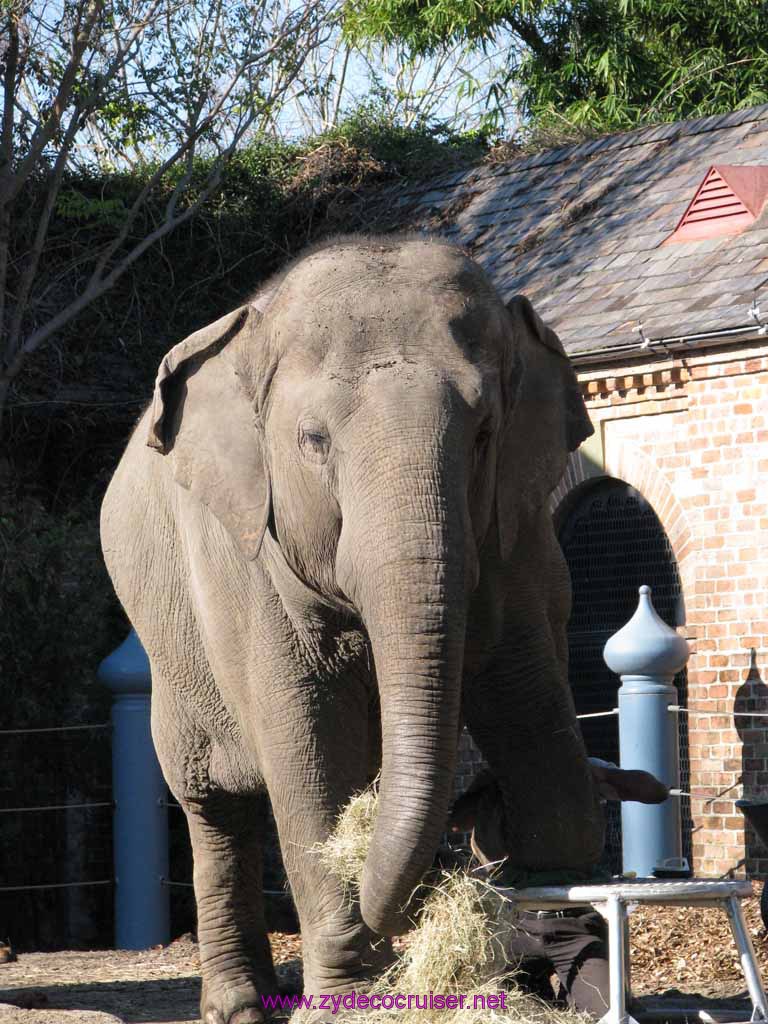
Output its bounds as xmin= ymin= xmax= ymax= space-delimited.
xmin=551 ymin=338 xmax=768 ymax=877
xmin=454 ymin=728 xmax=487 ymax=799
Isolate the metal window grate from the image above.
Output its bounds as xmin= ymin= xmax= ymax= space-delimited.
xmin=559 ymin=480 xmax=692 ymax=872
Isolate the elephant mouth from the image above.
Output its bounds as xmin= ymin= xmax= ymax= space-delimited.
xmin=264 ymin=532 xmax=360 ymax=621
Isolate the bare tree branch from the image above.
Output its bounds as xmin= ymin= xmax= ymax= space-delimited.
xmin=0 ymin=6 xmax=22 ymax=338
xmin=0 ymin=0 xmax=341 ymax=419
xmin=5 ymin=106 xmax=81 ymax=370
xmin=2 ymin=0 xmax=103 ymax=204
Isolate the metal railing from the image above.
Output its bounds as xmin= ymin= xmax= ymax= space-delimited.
xmin=0 ymin=719 xmax=114 ymax=896
xmin=4 ymin=603 xmax=767 ymax=945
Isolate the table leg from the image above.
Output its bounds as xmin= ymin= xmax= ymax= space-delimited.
xmin=598 ymin=896 xmax=640 ymax=1024
xmin=725 ymin=895 xmax=768 ymax=1022
xmin=623 ymin=903 xmax=633 ymax=1009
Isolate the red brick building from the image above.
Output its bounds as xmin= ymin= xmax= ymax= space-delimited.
xmin=395 ymin=105 xmax=768 ymax=876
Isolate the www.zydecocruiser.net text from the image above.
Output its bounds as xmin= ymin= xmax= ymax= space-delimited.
xmin=262 ymin=992 xmax=509 ymax=1013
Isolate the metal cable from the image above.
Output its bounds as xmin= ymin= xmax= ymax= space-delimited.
xmin=670 ymin=705 xmax=768 ymax=719
xmin=0 ymin=880 xmax=112 ymax=892
xmin=0 ymin=723 xmax=111 ymax=735
xmin=0 ymin=802 xmax=113 ymax=814
xmin=160 ymin=879 xmax=289 ymax=897
xmin=573 ymin=706 xmax=768 ymax=721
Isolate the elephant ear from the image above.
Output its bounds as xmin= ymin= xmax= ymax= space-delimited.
xmin=495 ymin=295 xmax=593 ymax=560
xmin=507 ymin=295 xmax=593 ymax=453
xmin=146 ymin=305 xmax=271 ymax=560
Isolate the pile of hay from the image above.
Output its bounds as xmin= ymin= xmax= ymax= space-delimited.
xmin=312 ymin=787 xmax=584 ymax=1023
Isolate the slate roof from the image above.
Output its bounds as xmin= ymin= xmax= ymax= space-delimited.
xmin=385 ymin=104 xmax=768 ymax=361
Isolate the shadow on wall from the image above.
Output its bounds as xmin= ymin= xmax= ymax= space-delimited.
xmin=735 ymin=649 xmax=768 ymax=874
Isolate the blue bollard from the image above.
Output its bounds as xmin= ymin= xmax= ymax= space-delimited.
xmin=603 ymin=586 xmax=690 ymax=878
xmin=99 ymin=630 xmax=170 ymax=949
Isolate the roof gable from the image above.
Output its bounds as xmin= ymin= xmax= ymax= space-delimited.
xmin=664 ymin=164 xmax=768 ymax=243
xmin=376 ymin=104 xmax=768 ymax=359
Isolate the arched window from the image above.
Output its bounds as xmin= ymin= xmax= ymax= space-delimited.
xmin=558 ymin=478 xmax=691 ymax=870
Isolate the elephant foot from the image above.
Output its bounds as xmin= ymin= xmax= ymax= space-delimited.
xmin=205 ymin=1010 xmax=264 ymax=1024
xmin=201 ymin=979 xmax=273 ymax=1024
xmin=296 ymin=1007 xmax=376 ymax=1024
xmin=297 ymin=1011 xmax=336 ymax=1024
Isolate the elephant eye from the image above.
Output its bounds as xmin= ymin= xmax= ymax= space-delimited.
xmin=299 ymin=424 xmax=330 ymax=464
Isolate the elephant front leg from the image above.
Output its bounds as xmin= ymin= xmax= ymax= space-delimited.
xmin=184 ymin=792 xmax=279 ymax=1024
xmin=463 ymin=517 xmax=604 ymax=871
xmin=259 ymin=684 xmax=393 ymax=1002
xmin=270 ymin=786 xmax=393 ymax=1004
xmin=463 ymin=649 xmax=603 ymax=872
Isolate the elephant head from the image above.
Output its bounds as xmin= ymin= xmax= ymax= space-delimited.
xmin=145 ymin=236 xmax=593 ymax=936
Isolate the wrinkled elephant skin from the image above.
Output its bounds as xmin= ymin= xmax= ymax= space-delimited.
xmin=101 ymin=235 xmax=603 ymax=1022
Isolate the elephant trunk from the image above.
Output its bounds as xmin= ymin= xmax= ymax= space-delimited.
xmin=338 ymin=443 xmax=472 ymax=937
xmin=360 ymin=577 xmax=466 ymax=935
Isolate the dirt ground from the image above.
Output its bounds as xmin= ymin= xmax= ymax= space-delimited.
xmin=0 ymin=899 xmax=765 ymax=1023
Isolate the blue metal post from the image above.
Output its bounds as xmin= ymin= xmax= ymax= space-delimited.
xmin=99 ymin=630 xmax=170 ymax=949
xmin=603 ymin=585 xmax=690 ymax=878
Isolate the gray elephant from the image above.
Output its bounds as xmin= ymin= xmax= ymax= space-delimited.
xmin=101 ymin=234 xmax=603 ymax=1023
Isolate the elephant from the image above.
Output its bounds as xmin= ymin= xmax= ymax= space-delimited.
xmin=100 ymin=234 xmax=604 ymax=1023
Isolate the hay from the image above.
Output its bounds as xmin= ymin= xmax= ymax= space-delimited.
xmin=307 ymin=786 xmax=585 ymax=1023
xmin=318 ymin=785 xmax=378 ymax=892
xmin=395 ymin=870 xmax=508 ymax=994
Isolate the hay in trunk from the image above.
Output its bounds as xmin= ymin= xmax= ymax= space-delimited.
xmin=318 ymin=784 xmax=377 ymax=891
xmin=304 ymin=786 xmax=586 ymax=1023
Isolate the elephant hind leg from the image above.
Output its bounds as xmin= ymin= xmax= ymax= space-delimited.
xmin=185 ymin=791 xmax=279 ymax=1024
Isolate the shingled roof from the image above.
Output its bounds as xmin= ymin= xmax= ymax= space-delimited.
xmin=385 ymin=104 xmax=768 ymax=362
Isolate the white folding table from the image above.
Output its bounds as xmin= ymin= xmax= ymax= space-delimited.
xmin=499 ymin=879 xmax=766 ymax=1024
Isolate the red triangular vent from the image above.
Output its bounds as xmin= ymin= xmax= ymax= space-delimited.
xmin=663 ymin=164 xmax=768 ymax=244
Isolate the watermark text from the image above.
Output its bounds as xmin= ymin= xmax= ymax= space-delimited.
xmin=261 ymin=991 xmax=508 ymax=1013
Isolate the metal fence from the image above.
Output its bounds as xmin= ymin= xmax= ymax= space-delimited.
xmin=4 ymin=614 xmax=765 ymax=950
xmin=0 ymin=721 xmax=113 ymax=949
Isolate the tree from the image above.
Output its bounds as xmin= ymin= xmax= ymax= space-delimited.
xmin=0 ymin=0 xmax=337 ymax=417
xmin=278 ymin=33 xmax=516 ymax=137
xmin=342 ymin=0 xmax=768 ymax=135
